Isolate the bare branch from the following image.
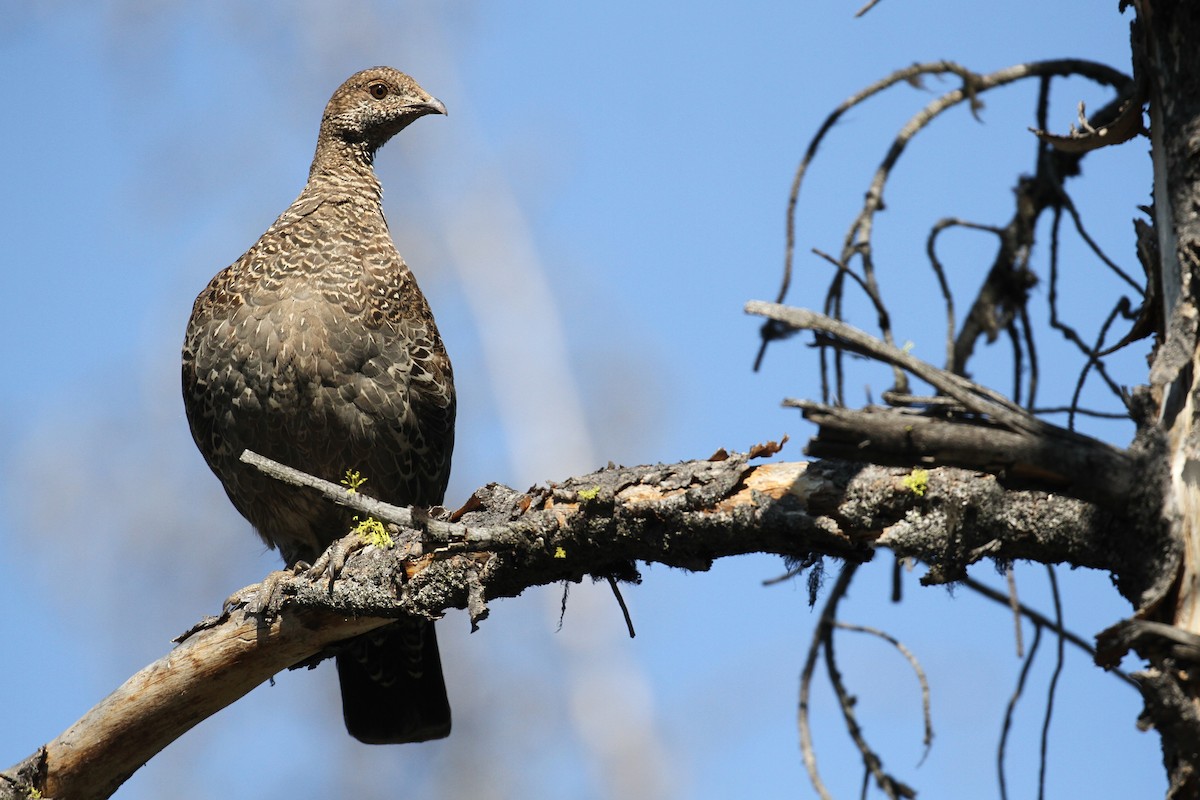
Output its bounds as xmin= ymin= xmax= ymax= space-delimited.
xmin=790 ymin=401 xmax=1133 ymax=510
xmin=854 ymin=0 xmax=886 ymax=17
xmin=748 ymin=301 xmax=1042 ymax=431
xmin=999 ymin=624 xmax=1043 ymax=800
xmin=2 ymin=604 xmax=391 ymax=800
xmin=825 ymin=611 xmax=917 ymax=798
xmin=1005 ymin=566 xmax=1024 ymax=658
xmin=0 ymin=449 xmax=1142 ymax=798
xmin=746 ymin=301 xmax=1136 ymax=510
xmin=1038 ymin=566 xmax=1066 ymax=800
xmin=925 ymin=218 xmax=1004 ymax=370
xmin=835 ymin=621 xmax=935 ymax=762
xmin=798 ymin=564 xmax=854 ymax=800
xmin=1030 ymin=90 xmax=1143 ymax=154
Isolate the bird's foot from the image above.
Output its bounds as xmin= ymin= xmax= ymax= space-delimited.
xmin=224 ymin=565 xmax=305 ymax=619
xmin=305 ymin=532 xmax=368 ymax=589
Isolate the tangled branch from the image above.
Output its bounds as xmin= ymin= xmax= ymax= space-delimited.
xmin=760 ymin=57 xmax=1139 ymax=416
xmin=753 ymin=51 xmax=1150 ymax=800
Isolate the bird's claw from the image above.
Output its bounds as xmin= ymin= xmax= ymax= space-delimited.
xmin=305 ymin=532 xmax=368 ymax=589
xmin=224 ymin=565 xmax=303 ymax=619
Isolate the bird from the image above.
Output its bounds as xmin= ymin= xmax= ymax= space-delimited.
xmin=181 ymin=66 xmax=455 ymax=744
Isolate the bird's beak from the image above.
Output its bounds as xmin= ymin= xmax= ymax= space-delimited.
xmin=413 ymin=97 xmax=448 ymax=117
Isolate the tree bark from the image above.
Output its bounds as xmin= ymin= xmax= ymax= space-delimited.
xmin=1139 ymin=2 xmax=1200 ymax=795
xmin=0 ymin=452 xmax=1131 ymax=800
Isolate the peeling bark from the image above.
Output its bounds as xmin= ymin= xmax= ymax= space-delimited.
xmin=1139 ymin=2 xmax=1200 ymax=794
xmin=0 ymin=452 xmax=1135 ymax=800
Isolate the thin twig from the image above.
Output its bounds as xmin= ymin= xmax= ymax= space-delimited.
xmin=1005 ymin=566 xmax=1024 ymax=659
xmin=765 ymin=57 xmax=1130 ymax=393
xmin=834 ymin=60 xmax=1129 ymax=358
xmin=606 ymin=576 xmax=636 ymax=638
xmin=1031 ymin=406 xmax=1131 ymax=419
xmin=239 ymin=450 xmax=493 ymax=545
xmin=779 ymin=61 xmax=985 ymax=306
xmin=1045 ymin=206 xmax=1129 ymax=427
xmin=762 ymin=565 xmax=806 ymax=586
xmin=1019 ymin=304 xmax=1039 ymax=410
xmin=812 ymin=247 xmax=888 ymax=324
xmin=926 ymin=219 xmax=1003 ymax=371
xmin=1068 ymin=300 xmax=1133 ymax=430
xmin=835 ymin=621 xmax=935 ymax=763
xmin=1038 ymin=567 xmax=1065 ymax=800
xmin=1049 ymin=175 xmax=1144 ymax=293
xmin=557 ymin=583 xmax=570 ymax=632
xmin=825 ymin=613 xmax=916 ymax=798
xmin=799 ymin=565 xmax=860 ymax=800
xmin=880 ymin=391 xmax=966 ymax=410
xmin=812 ymin=248 xmax=906 ymax=394
xmin=1093 ymin=295 xmax=1145 ymax=358
xmin=999 ymin=624 xmax=1043 ymax=800
xmin=891 ymin=555 xmax=904 ymax=603
xmin=822 ymin=268 xmax=851 ymax=405
xmin=1007 ymin=321 xmax=1024 ymax=411
xmin=961 ymin=576 xmax=1137 ymax=689
xmin=241 ymin=450 xmax=413 ymax=526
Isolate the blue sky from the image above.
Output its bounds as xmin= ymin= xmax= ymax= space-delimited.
xmin=0 ymin=2 xmax=1162 ymax=798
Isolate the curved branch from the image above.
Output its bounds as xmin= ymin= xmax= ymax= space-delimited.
xmin=825 ymin=608 xmax=917 ymax=798
xmin=775 ymin=58 xmax=1129 ymax=310
xmin=962 ymin=577 xmax=1137 ymax=689
xmin=835 ymin=621 xmax=934 ymax=762
xmin=926 ymin=218 xmax=1004 ymax=370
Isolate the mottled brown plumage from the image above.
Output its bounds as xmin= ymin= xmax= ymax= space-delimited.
xmin=182 ymin=67 xmax=455 ymax=744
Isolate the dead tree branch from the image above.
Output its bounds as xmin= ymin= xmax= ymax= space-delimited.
xmin=747 ymin=302 xmax=1136 ymax=505
xmin=0 ymin=448 xmax=1140 ymax=800
xmin=744 ymin=300 xmax=1175 ymax=614
xmin=759 ymin=58 xmax=1135 ymax=404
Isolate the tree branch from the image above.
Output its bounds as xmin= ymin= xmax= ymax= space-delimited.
xmin=791 ymin=401 xmax=1133 ymax=510
xmin=746 ymin=301 xmax=1136 ymax=505
xmin=0 ymin=449 xmax=1138 ymax=799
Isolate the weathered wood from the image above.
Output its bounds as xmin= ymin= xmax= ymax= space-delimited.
xmin=1140 ymin=3 xmax=1200 ymax=794
xmin=12 ymin=608 xmax=389 ymax=800
xmin=0 ymin=451 xmax=1130 ymax=799
xmin=793 ymin=401 xmax=1134 ymax=509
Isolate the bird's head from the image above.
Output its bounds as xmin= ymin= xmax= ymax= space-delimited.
xmin=319 ymin=66 xmax=447 ymax=153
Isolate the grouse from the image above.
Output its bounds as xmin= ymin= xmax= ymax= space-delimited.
xmin=181 ymin=66 xmax=455 ymax=744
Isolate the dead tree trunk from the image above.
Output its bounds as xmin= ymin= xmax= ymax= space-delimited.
xmin=1138 ymin=2 xmax=1200 ymax=794
xmin=749 ymin=3 xmax=1200 ymax=795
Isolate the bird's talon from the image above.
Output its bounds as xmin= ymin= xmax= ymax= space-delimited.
xmin=243 ymin=569 xmax=292 ymax=618
xmin=305 ymin=552 xmax=331 ymax=581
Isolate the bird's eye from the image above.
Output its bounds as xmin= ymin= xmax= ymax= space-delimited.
xmin=368 ymin=82 xmax=389 ymax=100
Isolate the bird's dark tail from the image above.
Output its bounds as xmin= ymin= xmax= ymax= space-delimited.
xmin=336 ymin=617 xmax=451 ymax=744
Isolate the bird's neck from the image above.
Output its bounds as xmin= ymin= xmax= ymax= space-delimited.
xmin=307 ymin=136 xmax=384 ymax=203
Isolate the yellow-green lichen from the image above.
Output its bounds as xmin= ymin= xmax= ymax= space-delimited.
xmin=352 ymin=515 xmax=393 ymax=548
xmin=902 ymin=468 xmax=929 ymax=497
